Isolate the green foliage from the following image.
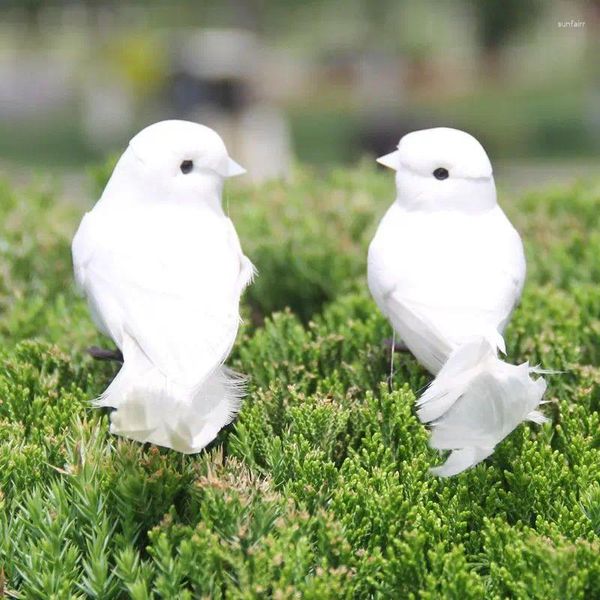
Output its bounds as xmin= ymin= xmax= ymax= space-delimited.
xmin=0 ymin=167 xmax=598 ymax=598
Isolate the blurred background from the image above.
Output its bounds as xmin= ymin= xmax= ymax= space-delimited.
xmin=0 ymin=0 xmax=598 ymax=191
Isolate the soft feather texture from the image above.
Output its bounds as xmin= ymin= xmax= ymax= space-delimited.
xmin=368 ymin=127 xmax=547 ymax=476
xmin=418 ymin=339 xmax=547 ymax=476
xmin=72 ymin=120 xmax=254 ymax=453
xmin=96 ymin=334 xmax=248 ymax=453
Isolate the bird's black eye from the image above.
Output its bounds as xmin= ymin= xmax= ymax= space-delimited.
xmin=180 ymin=160 xmax=193 ymax=174
xmin=433 ymin=167 xmax=449 ymax=180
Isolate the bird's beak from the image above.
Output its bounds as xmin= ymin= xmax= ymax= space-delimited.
xmin=376 ymin=150 xmax=400 ymax=171
xmin=224 ymin=157 xmax=246 ymax=178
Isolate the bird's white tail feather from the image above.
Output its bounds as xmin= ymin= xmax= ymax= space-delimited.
xmin=417 ymin=337 xmax=547 ymax=477
xmin=95 ymin=339 xmax=245 ymax=453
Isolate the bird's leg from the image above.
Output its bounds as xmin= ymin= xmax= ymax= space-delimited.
xmin=87 ymin=346 xmax=124 ymax=363
xmin=383 ymin=338 xmax=409 ymax=352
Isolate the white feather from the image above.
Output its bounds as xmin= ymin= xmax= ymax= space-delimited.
xmin=73 ymin=120 xmax=254 ymax=453
xmin=368 ymin=127 xmax=547 ymax=476
xmin=420 ymin=338 xmax=546 ymax=475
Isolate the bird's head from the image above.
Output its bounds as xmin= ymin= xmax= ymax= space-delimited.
xmin=109 ymin=120 xmax=245 ymax=207
xmin=377 ymin=127 xmax=497 ymax=213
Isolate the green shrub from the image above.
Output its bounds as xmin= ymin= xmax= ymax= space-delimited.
xmin=0 ymin=167 xmax=598 ymax=598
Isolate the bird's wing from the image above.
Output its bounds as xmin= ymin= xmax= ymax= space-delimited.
xmin=500 ymin=225 xmax=526 ymax=315
xmin=385 ymin=290 xmax=454 ymax=374
xmin=483 ymin=208 xmax=527 ymax=325
xmin=74 ymin=208 xmax=253 ymax=388
xmin=224 ymin=217 xmax=257 ymax=295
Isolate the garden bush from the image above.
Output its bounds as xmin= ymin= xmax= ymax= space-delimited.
xmin=0 ymin=166 xmax=598 ymax=598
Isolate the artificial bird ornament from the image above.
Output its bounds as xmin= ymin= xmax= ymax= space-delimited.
xmin=368 ymin=127 xmax=548 ymax=476
xmin=72 ymin=120 xmax=255 ymax=453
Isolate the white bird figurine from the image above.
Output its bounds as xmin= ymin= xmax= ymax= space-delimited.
xmin=72 ymin=120 xmax=255 ymax=453
xmin=368 ymin=127 xmax=548 ymax=476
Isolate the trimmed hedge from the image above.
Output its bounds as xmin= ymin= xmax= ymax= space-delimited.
xmin=0 ymin=167 xmax=598 ymax=598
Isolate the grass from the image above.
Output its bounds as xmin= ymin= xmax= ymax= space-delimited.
xmin=0 ymin=164 xmax=599 ymax=598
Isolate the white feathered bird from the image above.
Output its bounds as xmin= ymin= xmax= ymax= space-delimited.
xmin=72 ymin=120 xmax=255 ymax=453
xmin=368 ymin=127 xmax=547 ymax=476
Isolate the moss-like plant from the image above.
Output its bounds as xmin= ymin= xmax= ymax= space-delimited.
xmin=0 ymin=167 xmax=598 ymax=598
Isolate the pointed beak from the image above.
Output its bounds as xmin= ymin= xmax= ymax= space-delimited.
xmin=224 ymin=157 xmax=246 ymax=178
xmin=376 ymin=149 xmax=400 ymax=171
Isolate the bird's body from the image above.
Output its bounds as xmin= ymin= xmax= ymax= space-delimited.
xmin=368 ymin=127 xmax=547 ymax=476
xmin=369 ymin=201 xmax=525 ymax=374
xmin=73 ymin=120 xmax=254 ymax=453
